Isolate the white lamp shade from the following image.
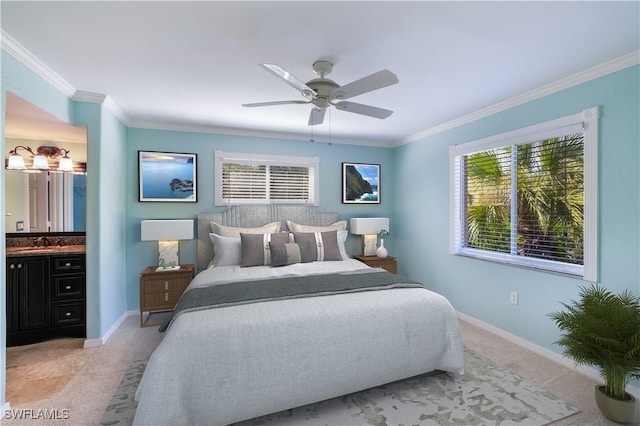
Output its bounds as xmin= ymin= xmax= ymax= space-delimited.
xmin=32 ymin=154 xmax=50 ymax=170
xmin=7 ymin=154 xmax=26 ymax=170
xmin=58 ymin=156 xmax=74 ymax=172
xmin=141 ymin=219 xmax=194 ymax=241
xmin=350 ymin=217 xmax=390 ymax=235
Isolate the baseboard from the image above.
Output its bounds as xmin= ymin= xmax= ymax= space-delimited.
xmin=457 ymin=311 xmax=640 ymax=399
xmin=83 ymin=310 xmax=138 ymax=348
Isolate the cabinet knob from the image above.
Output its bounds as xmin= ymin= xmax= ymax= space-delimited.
xmin=65 ymin=262 xmax=72 ymax=267
xmin=164 ymin=282 xmax=169 ymax=290
xmin=9 ymin=264 xmax=15 ymax=269
xmin=164 ymin=293 xmax=169 ymax=302
xmin=17 ymin=264 xmax=22 ymax=269
xmin=65 ymin=285 xmax=72 ymax=290
xmin=65 ymin=312 xmax=72 ymax=317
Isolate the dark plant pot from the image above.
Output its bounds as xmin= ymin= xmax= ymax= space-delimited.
xmin=594 ymin=385 xmax=637 ymax=424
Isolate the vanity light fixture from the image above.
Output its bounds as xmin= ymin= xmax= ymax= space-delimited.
xmin=6 ymin=145 xmax=75 ymax=173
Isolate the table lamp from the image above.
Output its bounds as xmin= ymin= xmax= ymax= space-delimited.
xmin=141 ymin=219 xmax=194 ymax=271
xmin=350 ymin=217 xmax=389 ymax=256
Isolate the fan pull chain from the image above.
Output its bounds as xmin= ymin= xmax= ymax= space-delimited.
xmin=328 ymin=107 xmax=332 ymax=146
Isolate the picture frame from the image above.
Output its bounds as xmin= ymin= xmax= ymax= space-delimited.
xmin=138 ymin=151 xmax=197 ymax=202
xmin=342 ymin=162 xmax=381 ymax=204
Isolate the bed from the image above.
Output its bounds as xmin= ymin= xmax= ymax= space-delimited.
xmin=133 ymin=205 xmax=464 ymax=425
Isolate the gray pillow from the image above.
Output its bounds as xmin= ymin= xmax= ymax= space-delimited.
xmin=271 ymin=243 xmax=302 ymax=267
xmin=240 ymin=232 xmax=291 ymax=267
xmin=292 ymin=230 xmax=343 ymax=262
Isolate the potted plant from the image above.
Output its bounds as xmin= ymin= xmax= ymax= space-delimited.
xmin=549 ymin=284 xmax=640 ymax=423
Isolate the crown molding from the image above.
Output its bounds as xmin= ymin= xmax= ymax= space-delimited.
xmin=4 ymin=27 xmax=636 ymax=149
xmin=71 ymin=90 xmax=129 ymax=125
xmin=2 ymin=31 xmax=129 ymax=126
xmin=1 ymin=29 xmax=75 ymax=97
xmin=72 ymin=91 xmax=107 ymax=104
xmin=395 ymin=50 xmax=640 ymax=147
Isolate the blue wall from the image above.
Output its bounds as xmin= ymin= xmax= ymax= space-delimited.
xmin=393 ymin=66 xmax=640 ymax=356
xmin=124 ymin=129 xmax=396 ymax=309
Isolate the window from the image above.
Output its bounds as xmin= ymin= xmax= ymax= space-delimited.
xmin=450 ymin=107 xmax=598 ymax=280
xmin=215 ymin=151 xmax=319 ymax=206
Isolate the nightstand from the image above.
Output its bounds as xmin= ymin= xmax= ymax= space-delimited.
xmin=139 ymin=264 xmax=194 ymax=327
xmin=352 ymin=255 xmax=397 ymax=274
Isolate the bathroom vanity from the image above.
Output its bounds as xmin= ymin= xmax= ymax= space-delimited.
xmin=5 ymin=234 xmax=86 ymax=346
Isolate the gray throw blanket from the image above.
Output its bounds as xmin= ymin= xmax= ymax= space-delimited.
xmin=160 ymin=271 xmax=423 ymax=332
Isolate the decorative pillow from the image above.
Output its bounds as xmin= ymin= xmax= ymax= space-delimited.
xmin=210 ymin=221 xmax=281 ymax=238
xmin=240 ymin=232 xmax=292 ymax=267
xmin=286 ymin=220 xmax=347 ymax=233
xmin=208 ymin=233 xmax=242 ymax=267
xmin=292 ymin=230 xmax=343 ymax=262
xmin=270 ymin=243 xmax=302 ymax=267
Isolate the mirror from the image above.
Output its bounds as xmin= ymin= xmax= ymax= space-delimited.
xmin=4 ymin=92 xmax=87 ymax=232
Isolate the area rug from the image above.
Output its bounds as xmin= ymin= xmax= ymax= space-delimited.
xmin=101 ymin=348 xmax=579 ymax=425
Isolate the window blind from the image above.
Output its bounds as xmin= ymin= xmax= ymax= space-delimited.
xmin=450 ymin=107 xmax=598 ymax=280
xmin=215 ymin=151 xmax=319 ymax=205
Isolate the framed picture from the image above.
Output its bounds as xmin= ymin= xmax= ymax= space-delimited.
xmin=138 ymin=151 xmax=197 ymax=202
xmin=342 ymin=162 xmax=381 ymax=204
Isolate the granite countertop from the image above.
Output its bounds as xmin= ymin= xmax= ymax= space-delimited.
xmin=6 ymin=245 xmax=86 ymax=257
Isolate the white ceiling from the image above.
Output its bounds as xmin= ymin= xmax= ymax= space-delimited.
xmin=2 ymin=1 xmax=639 ymax=147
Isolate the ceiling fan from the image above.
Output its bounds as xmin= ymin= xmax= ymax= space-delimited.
xmin=242 ymin=61 xmax=399 ymax=126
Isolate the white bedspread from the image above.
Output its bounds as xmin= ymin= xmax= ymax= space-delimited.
xmin=133 ymin=260 xmax=465 ymax=425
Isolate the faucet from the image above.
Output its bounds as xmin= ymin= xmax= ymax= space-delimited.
xmin=33 ymin=236 xmax=52 ymax=247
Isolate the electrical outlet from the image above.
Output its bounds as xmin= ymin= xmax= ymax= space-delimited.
xmin=510 ymin=291 xmax=519 ymax=305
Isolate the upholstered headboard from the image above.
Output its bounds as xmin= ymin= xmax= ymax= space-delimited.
xmin=197 ymin=205 xmax=340 ymax=272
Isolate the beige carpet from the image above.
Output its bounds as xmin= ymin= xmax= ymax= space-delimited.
xmin=4 ymin=314 xmax=637 ymax=425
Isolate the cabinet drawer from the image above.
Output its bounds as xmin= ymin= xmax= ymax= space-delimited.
xmin=143 ymin=277 xmax=190 ymax=294
xmin=51 ymin=301 xmax=85 ymax=326
xmin=51 ymin=275 xmax=85 ymax=300
xmin=143 ymin=290 xmax=183 ymax=309
xmin=52 ymin=256 xmax=85 ymax=273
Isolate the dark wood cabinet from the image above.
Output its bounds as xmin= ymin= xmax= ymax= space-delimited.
xmin=6 ymin=254 xmax=86 ymax=346
xmin=6 ymin=256 xmax=49 ymax=334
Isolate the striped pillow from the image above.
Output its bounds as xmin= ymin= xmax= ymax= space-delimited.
xmin=240 ymin=232 xmax=292 ymax=267
xmin=292 ymin=230 xmax=343 ymax=262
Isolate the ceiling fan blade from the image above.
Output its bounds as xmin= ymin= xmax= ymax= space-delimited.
xmin=308 ymin=108 xmax=326 ymax=126
xmin=242 ymin=100 xmax=310 ymax=107
xmin=332 ymin=70 xmax=398 ymax=100
xmin=334 ymin=101 xmax=393 ymax=119
xmin=261 ymin=64 xmax=315 ymax=96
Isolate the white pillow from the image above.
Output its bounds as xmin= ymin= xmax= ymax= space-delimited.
xmin=209 ymin=233 xmax=242 ymax=267
xmin=286 ymin=220 xmax=347 ymax=233
xmin=210 ymin=221 xmax=281 ymax=237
